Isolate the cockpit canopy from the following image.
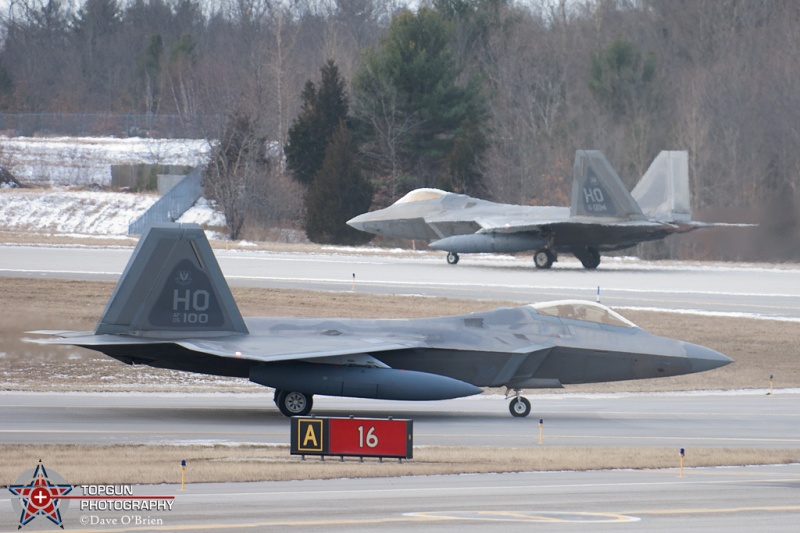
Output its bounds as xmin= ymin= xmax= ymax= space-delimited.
xmin=393 ymin=188 xmax=448 ymax=205
xmin=530 ymin=300 xmax=637 ymax=328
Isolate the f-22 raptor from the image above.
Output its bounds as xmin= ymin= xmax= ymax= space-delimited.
xmin=33 ymin=224 xmax=732 ymax=417
xmin=348 ymin=151 xmax=749 ymax=269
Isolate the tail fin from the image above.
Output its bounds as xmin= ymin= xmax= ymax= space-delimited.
xmin=631 ymin=151 xmax=692 ymax=223
xmin=571 ymin=150 xmax=645 ymax=220
xmin=96 ymin=223 xmax=248 ymax=336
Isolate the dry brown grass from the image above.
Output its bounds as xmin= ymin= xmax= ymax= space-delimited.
xmin=2 ymin=444 xmax=799 ymax=486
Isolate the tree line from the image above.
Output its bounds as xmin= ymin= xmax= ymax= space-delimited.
xmin=2 ymin=0 xmax=798 ymax=258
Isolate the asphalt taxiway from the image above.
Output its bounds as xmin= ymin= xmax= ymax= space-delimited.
xmin=1 ymin=392 xmax=798 ymax=448
xmin=2 ymin=465 xmax=800 ymax=532
xmin=1 ymin=245 xmax=799 ymax=318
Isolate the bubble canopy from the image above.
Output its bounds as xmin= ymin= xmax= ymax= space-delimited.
xmin=393 ymin=188 xmax=447 ymax=204
xmin=530 ymin=300 xmax=637 ymax=328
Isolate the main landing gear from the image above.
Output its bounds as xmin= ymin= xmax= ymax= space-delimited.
xmin=573 ymin=246 xmax=601 ymax=270
xmin=274 ymin=390 xmax=313 ymax=417
xmin=446 ymin=252 xmax=460 ymax=265
xmin=533 ymin=249 xmax=556 ymax=269
xmin=535 ymin=247 xmax=602 ymax=270
xmin=507 ymin=389 xmax=532 ymax=417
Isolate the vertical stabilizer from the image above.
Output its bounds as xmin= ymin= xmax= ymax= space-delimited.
xmin=631 ymin=151 xmax=692 ymax=222
xmin=95 ymin=223 xmax=248 ymax=336
xmin=571 ymin=151 xmax=645 ymax=219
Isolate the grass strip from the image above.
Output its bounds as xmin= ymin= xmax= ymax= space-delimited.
xmin=3 ymin=444 xmax=800 ymax=486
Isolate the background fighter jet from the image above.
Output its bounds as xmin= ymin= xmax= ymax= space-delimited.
xmin=348 ymin=150 xmax=749 ymax=269
xmin=32 ymin=224 xmax=731 ymax=417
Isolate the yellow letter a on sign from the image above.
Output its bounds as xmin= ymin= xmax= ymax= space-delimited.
xmin=303 ymin=424 xmax=318 ymax=447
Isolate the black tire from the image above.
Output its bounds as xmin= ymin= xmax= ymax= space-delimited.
xmin=276 ymin=391 xmax=313 ymax=417
xmin=578 ymin=247 xmax=601 ymax=270
xmin=509 ymin=396 xmax=531 ymax=417
xmin=533 ymin=250 xmax=554 ymax=269
xmin=446 ymin=252 xmax=460 ymax=265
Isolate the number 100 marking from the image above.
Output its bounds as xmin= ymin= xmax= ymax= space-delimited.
xmin=183 ymin=313 xmax=208 ymax=324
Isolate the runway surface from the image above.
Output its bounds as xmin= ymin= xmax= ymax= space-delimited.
xmin=1 ymin=391 xmax=798 ymax=448
xmin=2 ymin=464 xmax=800 ymax=532
xmin=1 ymin=244 xmax=800 ymax=318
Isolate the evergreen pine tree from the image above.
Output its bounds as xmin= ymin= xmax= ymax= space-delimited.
xmin=285 ymin=60 xmax=349 ymax=187
xmin=352 ymin=7 xmax=488 ymax=196
xmin=304 ymin=122 xmax=373 ymax=244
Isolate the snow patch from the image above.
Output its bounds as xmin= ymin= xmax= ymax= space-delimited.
xmin=0 ymin=189 xmax=157 ymax=235
xmin=616 ymin=306 xmax=800 ymax=323
xmin=0 ymin=136 xmax=224 ymax=235
xmin=176 ymin=196 xmax=226 ymax=227
xmin=0 ymin=135 xmax=209 ymax=186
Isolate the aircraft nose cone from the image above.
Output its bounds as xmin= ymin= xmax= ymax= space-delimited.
xmin=347 ymin=212 xmax=384 ymax=235
xmin=683 ymin=342 xmax=733 ymax=373
xmin=346 ymin=213 xmax=366 ymax=231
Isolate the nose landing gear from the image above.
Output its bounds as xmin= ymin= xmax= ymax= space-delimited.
xmin=507 ymin=389 xmax=531 ymax=417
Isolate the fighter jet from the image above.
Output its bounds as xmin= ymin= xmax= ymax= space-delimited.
xmin=348 ymin=150 xmax=750 ymax=269
xmin=31 ymin=224 xmax=732 ymax=418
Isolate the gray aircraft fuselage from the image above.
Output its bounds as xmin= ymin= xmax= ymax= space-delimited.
xmin=347 ymin=151 xmax=750 ymax=270
xmin=34 ymin=224 xmax=732 ymax=417
xmin=347 ymin=194 xmax=679 ymax=251
xmin=93 ymin=308 xmax=730 ymax=389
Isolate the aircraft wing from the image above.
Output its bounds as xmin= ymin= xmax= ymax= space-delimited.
xmin=31 ymin=329 xmax=554 ymax=368
xmin=473 ymin=215 xmax=662 ymax=234
xmin=30 ymin=331 xmax=428 ymax=365
xmin=679 ymin=221 xmax=756 ymax=228
xmin=472 ymin=212 xmax=564 ymax=234
xmin=473 ymin=215 xmax=755 ymax=241
xmin=174 ymin=335 xmax=429 ymax=364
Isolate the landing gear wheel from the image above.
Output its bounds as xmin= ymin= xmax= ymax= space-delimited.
xmin=578 ymin=247 xmax=601 ymax=270
xmin=276 ymin=390 xmax=313 ymax=417
xmin=533 ymin=249 xmax=555 ymax=269
xmin=509 ymin=396 xmax=531 ymax=417
xmin=446 ymin=252 xmax=460 ymax=265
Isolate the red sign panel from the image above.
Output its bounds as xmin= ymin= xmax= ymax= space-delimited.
xmin=328 ymin=418 xmax=412 ymax=458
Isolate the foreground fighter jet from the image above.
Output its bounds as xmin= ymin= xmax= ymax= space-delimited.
xmin=348 ymin=150 xmax=749 ymax=269
xmin=32 ymin=224 xmax=732 ymax=417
